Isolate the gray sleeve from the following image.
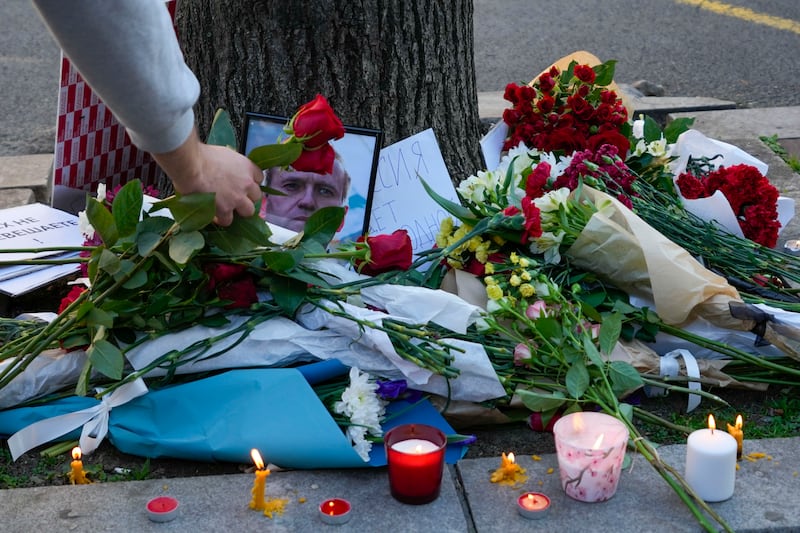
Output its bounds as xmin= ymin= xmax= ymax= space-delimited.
xmin=31 ymin=0 xmax=200 ymax=154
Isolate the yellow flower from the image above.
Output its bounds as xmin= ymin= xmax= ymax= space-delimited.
xmin=475 ymin=241 xmax=491 ymax=263
xmin=520 ymin=270 xmax=532 ymax=282
xmin=484 ymin=276 xmax=498 ymax=286
xmin=520 ymin=283 xmax=534 ymax=297
xmin=487 ymin=285 xmax=503 ymax=301
xmin=484 ymin=262 xmax=495 ymax=274
xmin=510 ymin=274 xmax=521 ymax=287
xmin=518 ymin=256 xmax=530 ymax=268
xmin=510 ymin=252 xmax=519 ymax=264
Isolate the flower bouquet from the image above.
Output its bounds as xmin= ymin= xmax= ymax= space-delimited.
xmin=0 ymin=97 xmax=498 ymax=467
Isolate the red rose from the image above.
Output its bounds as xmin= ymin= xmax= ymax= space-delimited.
xmin=573 ymin=64 xmax=596 ymax=84
xmin=586 ymin=131 xmax=631 ymax=156
xmin=356 ymin=229 xmax=413 ymax=276
xmin=291 ymin=94 xmax=345 ymax=149
xmin=217 ymin=276 xmax=258 ymax=309
xmin=204 ymin=263 xmax=249 ymax=290
xmin=59 ymin=286 xmax=87 ymax=314
xmin=537 ymin=72 xmax=556 ymax=93
xmin=292 ymin=143 xmax=335 ymax=175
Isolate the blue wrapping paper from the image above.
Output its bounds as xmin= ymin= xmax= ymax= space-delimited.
xmin=0 ymin=362 xmax=466 ymax=467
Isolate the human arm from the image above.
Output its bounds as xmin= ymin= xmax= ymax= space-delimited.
xmin=31 ymin=0 xmax=261 ymax=224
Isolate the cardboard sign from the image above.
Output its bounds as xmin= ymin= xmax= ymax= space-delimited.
xmin=369 ymin=129 xmax=460 ymax=255
xmin=0 ymin=203 xmax=82 ymax=295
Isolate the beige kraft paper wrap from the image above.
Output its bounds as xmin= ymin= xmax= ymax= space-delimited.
xmin=566 ymin=187 xmax=742 ymax=327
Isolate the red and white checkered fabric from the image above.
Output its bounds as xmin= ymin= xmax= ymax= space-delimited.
xmin=53 ymin=1 xmax=177 ymax=193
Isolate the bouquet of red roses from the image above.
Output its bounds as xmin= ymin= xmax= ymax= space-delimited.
xmin=501 ymin=59 xmax=630 ymax=156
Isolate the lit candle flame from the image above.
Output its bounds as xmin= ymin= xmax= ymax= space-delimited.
xmin=735 ymin=414 xmax=743 ymax=430
xmin=250 ymin=448 xmax=265 ymax=470
xmin=327 ymin=501 xmax=335 ymax=516
xmin=507 ymin=452 xmax=516 ymax=464
xmin=527 ymin=493 xmax=536 ymax=504
xmin=592 ymin=433 xmax=605 ymax=450
xmin=571 ymin=412 xmax=585 ymax=431
xmin=708 ymin=414 xmax=716 ymax=432
xmin=414 ymin=444 xmax=423 ymax=454
xmin=72 ymin=446 xmax=82 ymax=461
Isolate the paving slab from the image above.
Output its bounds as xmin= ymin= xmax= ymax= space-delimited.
xmin=0 ymin=465 xmax=468 ymax=533
xmin=0 ymin=153 xmax=52 ymax=204
xmin=459 ymin=438 xmax=800 ymax=533
xmin=669 ymin=107 xmax=800 ymax=143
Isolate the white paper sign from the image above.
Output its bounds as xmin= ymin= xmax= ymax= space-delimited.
xmin=369 ymin=129 xmax=460 ymax=255
xmin=480 ymin=121 xmax=508 ymax=172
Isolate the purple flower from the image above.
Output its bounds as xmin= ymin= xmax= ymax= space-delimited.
xmin=376 ymin=379 xmax=407 ymax=400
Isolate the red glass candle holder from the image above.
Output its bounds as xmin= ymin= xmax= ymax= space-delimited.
xmin=384 ymin=423 xmax=447 ymax=505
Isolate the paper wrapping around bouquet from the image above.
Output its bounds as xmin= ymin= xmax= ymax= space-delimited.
xmin=566 ymin=187 xmax=742 ymax=327
xmin=0 ymin=364 xmax=466 ymax=467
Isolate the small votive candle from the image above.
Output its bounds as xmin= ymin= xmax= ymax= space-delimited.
xmin=517 ymin=492 xmax=550 ymax=519
xmin=385 ymin=423 xmax=447 ymax=505
xmin=69 ymin=446 xmax=91 ymax=485
xmin=727 ymin=414 xmax=744 ymax=460
xmin=318 ymin=498 xmax=351 ymax=525
xmin=146 ymin=496 xmax=179 ymax=522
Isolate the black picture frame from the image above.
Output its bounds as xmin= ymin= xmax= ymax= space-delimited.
xmin=241 ymin=112 xmax=382 ymax=243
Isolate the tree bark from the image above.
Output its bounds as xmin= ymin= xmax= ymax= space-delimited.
xmin=176 ymin=0 xmax=483 ymax=183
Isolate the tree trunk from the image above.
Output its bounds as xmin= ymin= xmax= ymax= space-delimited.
xmin=175 ymin=0 xmax=483 ymax=183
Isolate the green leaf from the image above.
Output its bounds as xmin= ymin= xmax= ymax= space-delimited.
xmin=517 ymin=389 xmax=567 ymax=412
xmin=609 ymin=361 xmax=644 ymax=396
xmin=111 ymin=180 xmax=144 ymax=237
xmin=206 ymin=109 xmax=238 ymax=149
xmin=262 ymin=250 xmax=301 ymax=272
xmin=599 ymin=312 xmax=622 ymax=355
xmin=228 ymin=212 xmax=271 ymax=247
xmin=75 ymin=358 xmax=92 ymax=397
xmin=87 ymin=338 xmax=124 ymax=379
xmin=169 ymin=231 xmax=205 ymax=265
xmin=301 ymin=206 xmax=345 ymax=248
xmin=618 ymin=402 xmax=634 ymax=423
xmin=640 ymin=115 xmax=663 ymax=143
xmin=270 ymin=276 xmax=308 ymax=315
xmin=122 ymin=268 xmax=148 ymax=290
xmin=566 ymin=360 xmax=590 ymax=399
xmin=153 ymin=193 xmax=215 ymax=232
xmin=583 ymin=335 xmax=604 ymax=367
xmin=86 ymin=306 xmax=115 ymax=329
xmin=98 ymin=248 xmax=121 ymax=275
xmin=86 ymin=197 xmax=118 ymax=246
xmin=663 ymin=117 xmax=695 ymax=144
xmin=248 ymin=142 xmax=303 ymax=170
xmin=420 ymin=177 xmax=479 ymax=224
xmin=593 ymin=59 xmax=617 ymax=86
xmin=137 ymin=231 xmax=163 ymax=257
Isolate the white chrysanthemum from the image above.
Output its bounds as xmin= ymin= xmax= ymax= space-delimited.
xmin=496 ymin=142 xmax=539 ymax=177
xmin=77 ymin=210 xmax=95 ymax=240
xmin=96 ymin=183 xmax=107 ymax=203
xmin=334 ymin=367 xmax=387 ymax=462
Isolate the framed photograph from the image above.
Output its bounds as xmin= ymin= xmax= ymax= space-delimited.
xmin=241 ymin=112 xmax=382 ymax=243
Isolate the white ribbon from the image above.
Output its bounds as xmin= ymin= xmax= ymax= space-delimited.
xmin=8 ymin=378 xmax=148 ymax=461
xmin=645 ymin=349 xmax=701 ymax=413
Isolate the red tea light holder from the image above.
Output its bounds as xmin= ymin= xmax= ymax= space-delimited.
xmin=384 ymin=423 xmax=447 ymax=505
xmin=517 ymin=492 xmax=551 ymax=519
xmin=318 ymin=498 xmax=352 ymax=525
xmin=146 ymin=496 xmax=179 ymax=522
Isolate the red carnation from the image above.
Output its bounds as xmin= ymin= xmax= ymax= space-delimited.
xmin=356 ymin=229 xmax=413 ymax=276
xmin=520 ymin=196 xmax=543 ymax=242
xmin=676 ymin=173 xmax=708 ymax=199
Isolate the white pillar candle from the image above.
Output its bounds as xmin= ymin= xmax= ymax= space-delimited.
xmin=685 ymin=418 xmax=737 ymax=502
